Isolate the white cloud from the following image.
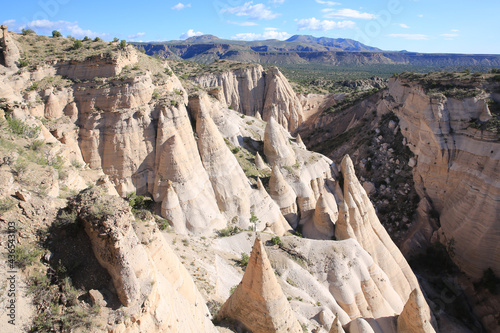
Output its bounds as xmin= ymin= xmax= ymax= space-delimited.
xmin=128 ymin=32 xmax=146 ymax=40
xmin=388 ymin=33 xmax=429 ymax=40
xmin=231 ymin=29 xmax=291 ymax=41
xmin=268 ymin=0 xmax=285 ymax=4
xmin=297 ymin=17 xmax=355 ymax=31
xmin=451 ymin=29 xmax=459 ymax=32
xmin=171 ymin=2 xmax=191 ymax=10
xmin=226 ymin=20 xmax=258 ymax=26
xmin=417 ymin=14 xmax=424 ymax=18
xmin=323 ymin=8 xmax=376 ymax=19
xmin=221 ymin=2 xmax=279 ymax=20
xmin=315 ymin=0 xmax=340 ymax=5
xmin=399 ymin=23 xmax=410 ymax=29
xmin=179 ymin=29 xmax=203 ymax=39
xmin=13 ymin=19 xmax=108 ymax=38
xmin=2 ymin=19 xmax=16 ymax=26
xmin=440 ymin=33 xmax=459 ymax=40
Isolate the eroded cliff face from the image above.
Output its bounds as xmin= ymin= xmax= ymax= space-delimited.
xmin=388 ymin=77 xmax=500 ymax=279
xmin=193 ymin=64 xmax=304 ymax=131
xmin=70 ymin=187 xmax=218 ymax=333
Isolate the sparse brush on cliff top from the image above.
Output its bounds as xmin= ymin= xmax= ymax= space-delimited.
xmin=14 ymin=33 xmax=125 ymax=68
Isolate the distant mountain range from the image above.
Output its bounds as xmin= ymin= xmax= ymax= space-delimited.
xmin=132 ymin=34 xmax=500 ymax=67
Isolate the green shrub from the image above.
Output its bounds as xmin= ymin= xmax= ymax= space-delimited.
xmin=73 ymin=40 xmax=83 ymax=50
xmin=229 ymin=285 xmax=238 ymax=295
xmin=28 ymin=82 xmax=38 ymax=91
xmin=126 ymin=192 xmax=153 ymax=211
xmin=239 ymin=252 xmax=249 ymax=268
xmin=55 ymin=210 xmax=78 ymax=227
xmin=6 ymin=116 xmax=40 ymax=138
xmin=231 ymin=147 xmax=240 ymax=154
xmin=157 ymin=219 xmax=171 ymax=231
xmin=22 ymin=28 xmax=35 ymax=35
xmin=48 ymin=155 xmax=65 ymax=170
xmin=119 ymin=40 xmax=127 ymax=49
xmin=217 ymin=226 xmax=241 ymax=237
xmin=14 ymin=244 xmax=42 ymax=268
xmin=13 ymin=160 xmax=28 ymax=176
xmin=82 ymin=36 xmax=91 ymax=42
xmin=89 ymin=201 xmax=114 ymax=219
xmin=0 ymin=198 xmax=15 ymax=213
xmin=28 ymin=139 xmax=44 ymax=151
xmin=71 ymin=160 xmax=83 ymax=169
xmin=271 ymin=236 xmax=283 ymax=247
xmin=52 ymin=30 xmax=62 ymax=37
xmin=93 ymin=37 xmax=101 ymax=42
xmin=249 ymin=211 xmax=259 ymax=231
xmin=19 ymin=58 xmax=29 ymax=67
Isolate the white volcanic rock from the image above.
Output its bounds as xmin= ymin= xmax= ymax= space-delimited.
xmin=302 ymin=192 xmax=336 ymax=240
xmin=263 ymin=67 xmax=304 ymax=132
xmin=269 ymin=165 xmax=299 ymax=228
xmin=160 ymin=181 xmax=188 ymax=234
xmin=296 ymin=133 xmax=307 ymax=149
xmin=1 ymin=26 xmax=20 ymax=69
xmin=336 ymin=155 xmax=422 ymax=306
xmin=193 ymin=65 xmax=303 ymax=131
xmin=193 ymin=65 xmax=266 ymax=117
xmin=329 ymin=316 xmax=346 ymax=333
xmin=154 ymin=119 xmax=225 ymax=234
xmin=73 ymin=188 xmax=217 ymax=333
xmin=397 ymin=289 xmax=436 ymax=333
xmin=250 ymin=177 xmax=291 ymax=235
xmin=389 ymin=77 xmax=500 ymax=279
xmin=255 ymin=151 xmax=269 ymax=170
xmin=349 ymin=318 xmax=376 ymax=333
xmin=264 ymin=117 xmax=296 ymax=167
xmin=196 ymin=102 xmax=252 ymax=228
xmin=218 ymin=237 xmax=303 ymax=333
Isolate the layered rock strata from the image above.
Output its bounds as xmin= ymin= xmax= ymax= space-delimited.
xmin=193 ymin=65 xmax=304 ymax=131
xmin=389 ymin=77 xmax=500 ymax=279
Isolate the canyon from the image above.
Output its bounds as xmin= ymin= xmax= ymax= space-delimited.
xmin=0 ymin=27 xmax=498 ymax=333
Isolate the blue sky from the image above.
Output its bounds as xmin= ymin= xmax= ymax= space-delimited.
xmin=2 ymin=0 xmax=499 ymax=54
